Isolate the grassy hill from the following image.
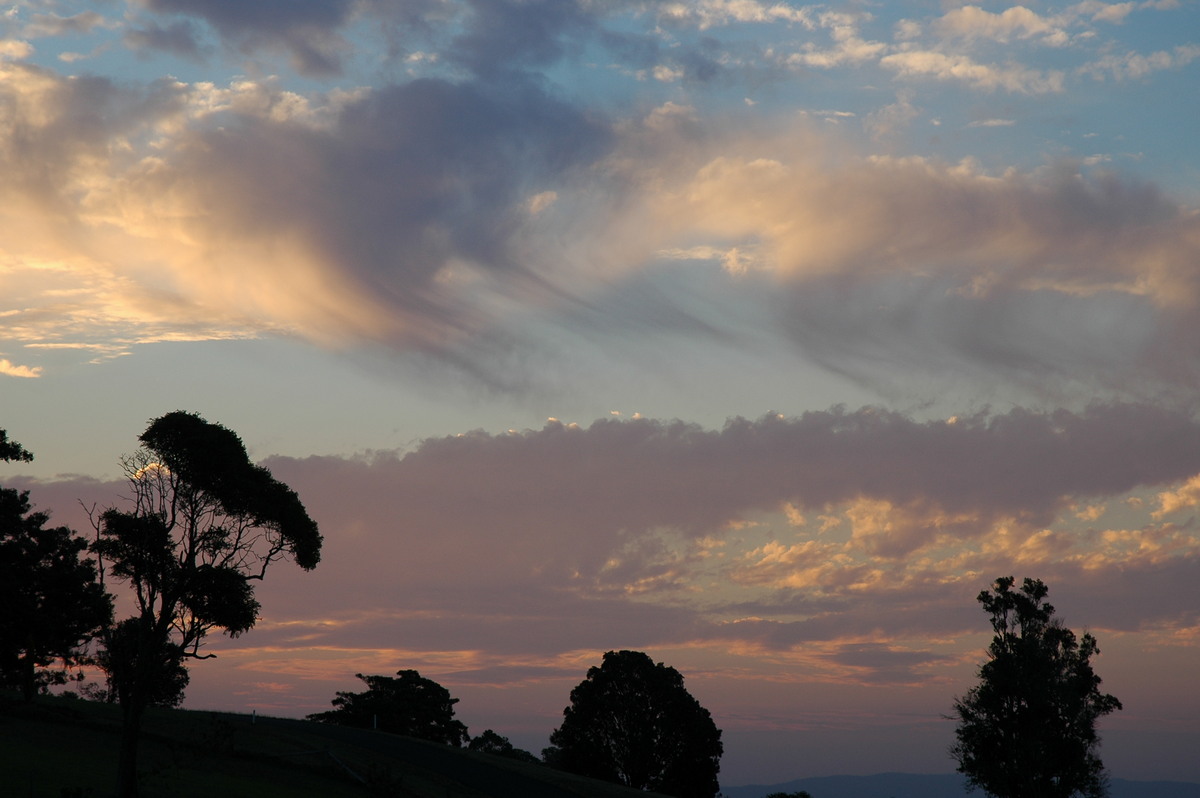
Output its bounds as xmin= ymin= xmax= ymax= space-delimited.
xmin=0 ymin=693 xmax=670 ymax=798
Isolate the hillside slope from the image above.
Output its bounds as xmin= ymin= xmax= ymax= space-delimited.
xmin=0 ymin=694 xmax=669 ymax=798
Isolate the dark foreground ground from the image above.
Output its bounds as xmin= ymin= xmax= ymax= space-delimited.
xmin=0 ymin=693 xmax=668 ymax=798
xmin=725 ymin=772 xmax=1200 ymax=798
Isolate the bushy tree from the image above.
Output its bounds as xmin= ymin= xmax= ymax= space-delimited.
xmin=548 ymin=650 xmax=723 ymax=798
xmin=308 ymin=669 xmax=470 ymax=746
xmin=0 ymin=429 xmax=111 ymax=701
xmin=951 ymin=577 xmax=1122 ymax=798
xmin=0 ymin=476 xmax=112 ymax=700
xmin=470 ymin=729 xmax=539 ymax=762
xmin=94 ymin=411 xmax=322 ymax=797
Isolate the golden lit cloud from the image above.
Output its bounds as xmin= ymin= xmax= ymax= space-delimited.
xmin=0 ymin=356 xmax=41 ymax=377
xmin=1154 ymin=474 xmax=1200 ymax=519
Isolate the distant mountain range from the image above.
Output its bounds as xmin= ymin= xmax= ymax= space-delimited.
xmin=723 ymin=773 xmax=1200 ymax=798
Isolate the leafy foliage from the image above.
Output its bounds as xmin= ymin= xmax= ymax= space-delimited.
xmin=0 ymin=486 xmax=112 ymax=700
xmin=548 ymin=649 xmax=723 ymax=798
xmin=92 ymin=411 xmax=322 ymax=796
xmin=951 ymin=577 xmax=1122 ymax=798
xmin=469 ymin=729 xmax=539 ymax=762
xmin=0 ymin=429 xmax=33 ymax=463
xmin=308 ymin=670 xmax=470 ymax=747
xmin=95 ymin=618 xmax=189 ymax=709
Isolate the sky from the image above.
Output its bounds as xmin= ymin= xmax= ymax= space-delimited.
xmin=2 ymin=0 xmax=1200 ymax=787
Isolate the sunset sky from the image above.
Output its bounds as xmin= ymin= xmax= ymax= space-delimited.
xmin=3 ymin=0 xmax=1200 ymax=787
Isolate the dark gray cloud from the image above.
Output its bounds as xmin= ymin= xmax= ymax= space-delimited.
xmin=143 ymin=0 xmax=355 ymax=31
xmin=199 ymin=401 xmax=1200 ymax=623
xmin=140 ymin=0 xmax=360 ymax=75
xmin=0 ymin=63 xmax=189 ymax=214
xmin=449 ymin=0 xmax=598 ymax=78
xmin=119 ymin=75 xmax=610 ymax=358
xmin=134 ymin=0 xmax=613 ymax=78
xmin=123 ymin=19 xmax=209 ymax=61
xmin=777 ymin=270 xmax=1198 ymax=405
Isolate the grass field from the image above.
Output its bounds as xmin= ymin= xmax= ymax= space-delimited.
xmin=0 ymin=693 xmax=669 ymax=798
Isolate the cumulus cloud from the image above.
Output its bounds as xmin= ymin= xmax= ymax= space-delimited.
xmin=781 ymin=10 xmax=887 ymax=69
xmin=0 ymin=39 xmax=32 ymax=59
xmin=934 ymin=5 xmax=1069 ymax=47
xmin=657 ymin=0 xmax=816 ymax=30
xmin=1154 ymin=474 xmax=1200 ymax=518
xmin=880 ymin=50 xmax=1066 ymax=93
xmin=0 ymin=357 xmax=41 ymax=378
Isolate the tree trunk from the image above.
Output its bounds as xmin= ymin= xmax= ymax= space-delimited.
xmin=116 ymin=699 xmax=145 ymax=797
xmin=19 ymin=654 xmax=36 ymax=702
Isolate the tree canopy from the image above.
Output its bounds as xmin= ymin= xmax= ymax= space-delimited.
xmin=951 ymin=577 xmax=1122 ymax=798
xmin=548 ymin=649 xmax=723 ymax=798
xmin=0 ymin=484 xmax=112 ymax=700
xmin=0 ymin=428 xmax=111 ymax=701
xmin=0 ymin=429 xmax=32 ymax=463
xmin=308 ymin=669 xmax=470 ymax=747
xmin=94 ymin=411 xmax=323 ymax=796
xmin=469 ymin=729 xmax=540 ymax=762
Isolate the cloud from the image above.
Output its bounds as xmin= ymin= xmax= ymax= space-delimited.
xmin=137 ymin=0 xmax=360 ymax=75
xmin=18 ymin=401 xmax=1200 ymax=714
xmin=657 ymin=0 xmax=816 ymax=30
xmin=0 ymin=39 xmax=32 ymax=59
xmin=250 ymin=404 xmax=1200 ymax=594
xmin=934 ymin=6 xmax=1069 ymax=47
xmin=863 ymin=92 xmax=919 ymax=140
xmin=880 ymin=50 xmax=1066 ymax=93
xmin=123 ymin=20 xmax=209 ymax=61
xmin=1079 ymin=44 xmax=1200 ymax=80
xmin=0 ymin=357 xmax=42 ymax=378
xmin=1154 ymin=474 xmax=1200 ymax=518
xmin=23 ymin=11 xmax=112 ymax=38
xmin=781 ymin=10 xmax=888 ymax=69
xmin=0 ymin=61 xmax=610 ymax=373
xmin=447 ymin=0 xmax=600 ymax=78
xmin=3 ymin=34 xmax=1198 ymax=399
xmin=614 ymin=128 xmax=1200 ymax=396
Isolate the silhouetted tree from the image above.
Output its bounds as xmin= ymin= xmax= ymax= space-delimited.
xmin=308 ymin=669 xmax=470 ymax=746
xmin=0 ymin=482 xmax=112 ymax=700
xmin=93 ymin=411 xmax=322 ymax=797
xmin=951 ymin=577 xmax=1122 ymax=798
xmin=0 ymin=430 xmax=111 ymax=700
xmin=765 ymin=792 xmax=814 ymax=798
xmin=470 ymin=728 xmax=539 ymax=762
xmin=0 ymin=429 xmax=32 ymax=463
xmin=548 ymin=650 xmax=723 ymax=798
